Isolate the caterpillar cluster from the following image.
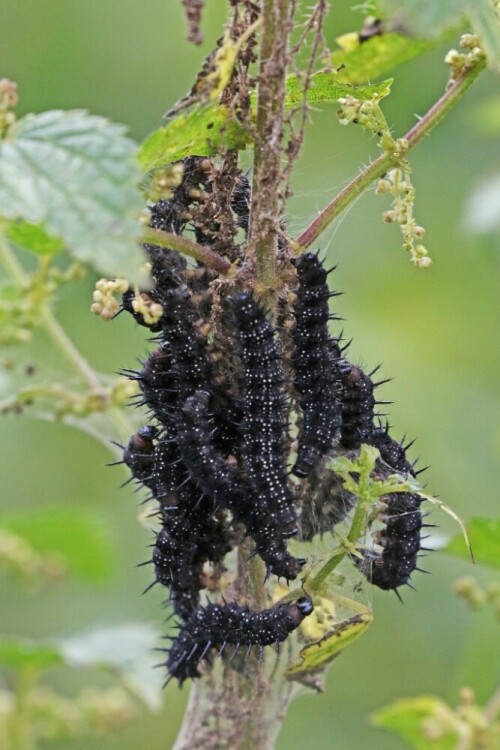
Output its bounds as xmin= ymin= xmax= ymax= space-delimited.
xmin=117 ymin=157 xmax=430 ymax=684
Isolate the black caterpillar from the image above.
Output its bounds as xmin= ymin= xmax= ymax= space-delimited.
xmin=177 ymin=390 xmax=305 ymax=581
xmin=233 ymin=292 xmax=297 ymax=537
xmin=166 ymin=596 xmax=314 ymax=684
xmin=353 ymin=424 xmax=428 ymax=593
xmin=115 ymin=156 xmax=432 ymax=684
xmin=291 ymin=252 xmax=343 ymax=477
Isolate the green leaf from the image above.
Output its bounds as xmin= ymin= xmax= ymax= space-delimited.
xmin=0 ymin=638 xmax=64 ymax=670
xmin=284 ymin=74 xmax=393 ymax=106
xmin=138 ymin=104 xmax=250 ymax=173
xmin=139 ymin=77 xmax=392 ymax=173
xmin=332 ymin=34 xmax=435 ymax=86
xmin=287 ymin=611 xmax=373 ymax=677
xmin=58 ymin=625 xmax=163 ymax=710
xmin=1 ymin=508 xmax=115 ymax=581
xmin=5 ymin=220 xmax=65 ymax=256
xmin=0 ymin=110 xmax=143 ymax=279
xmin=444 ymin=517 xmax=500 ymax=568
xmin=372 ymin=696 xmax=459 ymax=750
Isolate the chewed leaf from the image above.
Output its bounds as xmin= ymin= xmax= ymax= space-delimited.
xmin=445 ymin=517 xmax=500 ymax=569
xmin=140 ymin=77 xmax=392 ymax=173
xmin=332 ymin=34 xmax=434 ymax=86
xmin=139 ymin=104 xmax=250 ymax=173
xmin=284 ymin=74 xmax=393 ymax=106
xmin=0 ymin=110 xmax=143 ymax=279
xmin=287 ymin=611 xmax=373 ymax=678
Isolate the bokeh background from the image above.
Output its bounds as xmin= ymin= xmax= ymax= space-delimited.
xmin=1 ymin=2 xmax=499 ymax=749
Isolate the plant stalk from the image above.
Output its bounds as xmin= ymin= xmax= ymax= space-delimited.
xmin=0 ymin=236 xmax=133 ymax=440
xmin=247 ymin=0 xmax=292 ymax=294
xmin=295 ymin=56 xmax=487 ymax=250
xmin=143 ymin=227 xmax=232 ymax=275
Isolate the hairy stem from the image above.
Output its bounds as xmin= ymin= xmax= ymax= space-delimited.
xmin=295 ymin=55 xmax=487 ymax=250
xmin=143 ymin=227 xmax=231 ymax=275
xmin=247 ymin=0 xmax=292 ymax=293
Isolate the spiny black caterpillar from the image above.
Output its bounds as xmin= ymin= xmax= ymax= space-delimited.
xmin=291 ymin=253 xmax=343 ymax=477
xmin=166 ymin=596 xmax=314 ymax=684
xmin=117 ymin=156 xmax=431 ymax=684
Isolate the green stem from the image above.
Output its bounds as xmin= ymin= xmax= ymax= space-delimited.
xmin=143 ymin=227 xmax=231 ymax=275
xmin=295 ymin=56 xmax=487 ymax=250
xmin=0 ymin=236 xmax=133 ymax=439
xmin=0 ymin=238 xmax=105 ymax=395
xmin=310 ymin=498 xmax=367 ymax=590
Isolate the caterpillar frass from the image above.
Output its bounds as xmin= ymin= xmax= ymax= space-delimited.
xmin=290 ymin=253 xmax=343 ymax=477
xmin=232 ymin=292 xmax=297 ymax=536
xmin=165 ymin=596 xmax=314 ymax=684
xmin=177 ymin=391 xmax=305 ymax=581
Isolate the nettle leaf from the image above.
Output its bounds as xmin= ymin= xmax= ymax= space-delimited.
xmin=372 ymin=696 xmax=459 ymax=750
xmin=284 ymin=73 xmax=393 ymax=106
xmin=59 ymin=625 xmax=164 ymax=710
xmin=0 ymin=638 xmax=64 ymax=671
xmin=0 ymin=110 xmax=143 ymax=278
xmin=5 ymin=220 xmax=65 ymax=256
xmin=138 ymin=104 xmax=250 ymax=173
xmin=332 ymin=34 xmax=435 ymax=86
xmin=140 ymin=77 xmax=392 ymax=172
xmin=444 ymin=517 xmax=500 ymax=569
xmin=1 ymin=507 xmax=116 ymax=581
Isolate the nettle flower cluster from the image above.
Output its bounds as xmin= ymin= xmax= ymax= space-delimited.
xmin=117 ymin=157 xmax=429 ymax=684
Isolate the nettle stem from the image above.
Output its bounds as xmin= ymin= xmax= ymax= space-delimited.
xmin=295 ymin=54 xmax=487 ymax=250
xmin=171 ymin=5 xmax=301 ymax=749
xmin=247 ymin=0 xmax=293 ymax=295
xmin=143 ymin=227 xmax=231 ymax=275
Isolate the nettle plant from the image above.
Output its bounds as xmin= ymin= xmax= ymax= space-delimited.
xmin=1 ymin=2 xmax=500 ymax=749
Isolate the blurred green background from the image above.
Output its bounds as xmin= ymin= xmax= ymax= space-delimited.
xmin=1 ymin=2 xmax=499 ymax=749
